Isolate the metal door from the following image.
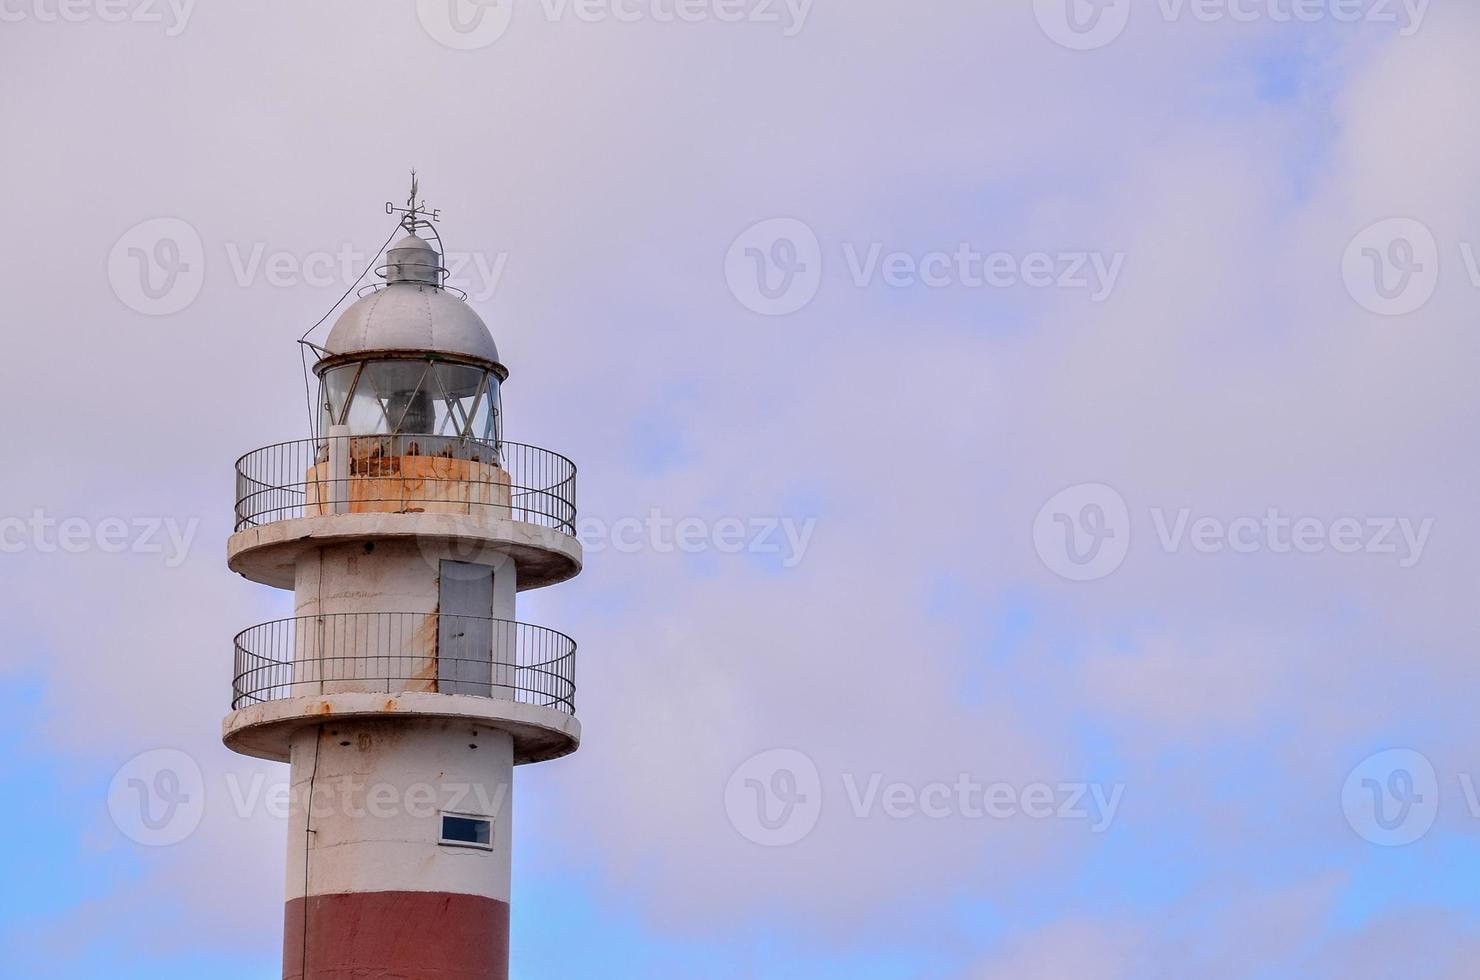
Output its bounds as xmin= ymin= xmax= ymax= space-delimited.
xmin=439 ymin=561 xmax=494 ymax=696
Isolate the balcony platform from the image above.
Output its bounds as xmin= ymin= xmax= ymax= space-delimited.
xmin=231 ymin=436 xmax=580 ymax=590
xmin=223 ymin=691 xmax=580 ymax=765
xmin=228 ymin=511 xmax=581 ymax=591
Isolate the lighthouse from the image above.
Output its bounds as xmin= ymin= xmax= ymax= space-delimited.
xmin=224 ymin=182 xmax=581 ymax=980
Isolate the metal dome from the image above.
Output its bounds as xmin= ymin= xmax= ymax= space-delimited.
xmin=383 ymin=233 xmax=442 ymax=284
xmin=322 ymin=233 xmax=501 ymax=367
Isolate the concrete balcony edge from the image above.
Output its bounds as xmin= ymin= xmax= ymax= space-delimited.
xmin=223 ymin=691 xmax=581 ymax=765
xmin=228 ymin=512 xmax=582 ymax=591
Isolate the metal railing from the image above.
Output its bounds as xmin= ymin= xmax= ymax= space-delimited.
xmin=232 ymin=612 xmax=576 ymax=714
xmin=234 ymin=435 xmax=577 ymax=536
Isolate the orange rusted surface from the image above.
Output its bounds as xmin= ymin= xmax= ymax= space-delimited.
xmin=408 ymin=612 xmax=439 ymax=694
xmin=305 ymin=443 xmax=512 ymax=521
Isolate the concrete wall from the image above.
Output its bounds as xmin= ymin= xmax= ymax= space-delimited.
xmin=284 ymin=719 xmax=514 ymax=904
xmin=293 ymin=538 xmax=518 ymax=619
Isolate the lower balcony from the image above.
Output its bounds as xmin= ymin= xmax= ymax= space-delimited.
xmin=233 ymin=612 xmax=575 ymax=710
xmin=225 ymin=612 xmax=579 ymax=764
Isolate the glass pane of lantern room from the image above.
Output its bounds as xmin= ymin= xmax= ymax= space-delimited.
xmin=343 ymin=373 xmax=390 ymax=434
xmin=365 ymin=361 xmax=434 ymax=434
xmin=432 ymin=363 xmax=491 ymax=440
xmin=344 ymin=389 xmax=389 ymax=434
xmin=320 ymin=365 xmax=357 ymax=432
xmin=483 ymin=378 xmax=500 ymax=443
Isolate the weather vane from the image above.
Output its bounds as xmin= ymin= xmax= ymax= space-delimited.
xmin=386 ymin=169 xmax=440 ymax=232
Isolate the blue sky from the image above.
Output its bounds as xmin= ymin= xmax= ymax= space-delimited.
xmin=5 ymin=1 xmax=1480 ymax=977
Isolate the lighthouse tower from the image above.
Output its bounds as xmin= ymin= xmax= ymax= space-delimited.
xmin=224 ymin=184 xmax=581 ymax=980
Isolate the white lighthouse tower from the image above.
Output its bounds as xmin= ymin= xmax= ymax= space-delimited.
xmin=224 ymin=182 xmax=581 ymax=980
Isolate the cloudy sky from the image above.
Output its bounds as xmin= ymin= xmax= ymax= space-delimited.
xmin=4 ymin=0 xmax=1479 ymax=976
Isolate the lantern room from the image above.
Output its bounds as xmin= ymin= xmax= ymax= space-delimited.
xmin=313 ymin=232 xmax=507 ymax=445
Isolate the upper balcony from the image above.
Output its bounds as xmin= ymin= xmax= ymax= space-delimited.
xmin=228 ymin=434 xmax=581 ymax=590
xmin=236 ymin=434 xmax=575 ymax=533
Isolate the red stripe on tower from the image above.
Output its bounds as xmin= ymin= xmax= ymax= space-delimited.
xmin=282 ymin=891 xmax=510 ymax=980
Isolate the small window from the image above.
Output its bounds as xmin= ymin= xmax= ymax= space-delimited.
xmin=440 ymin=812 xmax=493 ymax=850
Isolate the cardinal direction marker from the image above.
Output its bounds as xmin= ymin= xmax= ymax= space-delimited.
xmin=385 ymin=169 xmax=441 ymax=233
